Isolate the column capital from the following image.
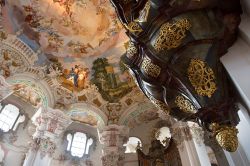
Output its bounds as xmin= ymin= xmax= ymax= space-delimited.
xmin=171 ymin=122 xmax=192 ymax=147
xmin=32 ymin=107 xmax=72 ymax=142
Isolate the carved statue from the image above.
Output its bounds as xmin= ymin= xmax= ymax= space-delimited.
xmin=110 ymin=0 xmax=242 ymax=152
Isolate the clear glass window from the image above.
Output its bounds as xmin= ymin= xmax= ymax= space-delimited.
xmin=0 ymin=104 xmax=24 ymax=132
xmin=66 ymin=132 xmax=94 ymax=157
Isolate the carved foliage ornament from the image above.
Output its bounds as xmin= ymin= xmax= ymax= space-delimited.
xmin=153 ymin=18 xmax=191 ymax=52
xmin=175 ymin=95 xmax=197 ymax=113
xmin=187 ymin=59 xmax=217 ymax=98
xmin=141 ymin=56 xmax=161 ymax=78
xmin=39 ymin=138 xmax=56 ymax=158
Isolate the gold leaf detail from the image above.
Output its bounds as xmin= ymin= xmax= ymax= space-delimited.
xmin=211 ymin=123 xmax=238 ymax=152
xmin=175 ymin=95 xmax=197 ymax=113
xmin=126 ymin=41 xmax=138 ymax=58
xmin=149 ymin=96 xmax=169 ymax=114
xmin=153 ymin=18 xmax=191 ymax=52
xmin=141 ymin=56 xmax=161 ymax=78
xmin=187 ymin=59 xmax=217 ymax=98
xmin=125 ymin=22 xmax=143 ymax=34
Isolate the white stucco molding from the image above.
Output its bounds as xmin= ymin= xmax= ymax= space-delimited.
xmin=68 ymin=102 xmax=108 ymax=128
xmin=0 ymin=34 xmax=38 ymax=66
xmin=6 ymin=73 xmax=56 ymax=108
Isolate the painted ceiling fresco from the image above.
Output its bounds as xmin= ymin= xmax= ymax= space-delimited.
xmin=0 ymin=0 xmax=158 ymax=127
xmin=6 ymin=0 xmax=126 ymax=58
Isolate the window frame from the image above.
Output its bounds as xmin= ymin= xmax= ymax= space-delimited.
xmin=66 ymin=131 xmax=95 ymax=158
xmin=0 ymin=103 xmax=25 ymax=132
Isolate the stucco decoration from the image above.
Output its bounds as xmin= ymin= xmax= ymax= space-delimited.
xmin=39 ymin=138 xmax=56 ymax=158
xmin=188 ymin=122 xmax=205 ymax=146
xmin=6 ymin=73 xmax=55 ymax=107
xmin=0 ymin=75 xmax=14 ymax=101
xmin=99 ymin=125 xmax=129 ymax=166
xmin=0 ymin=34 xmax=38 ymax=77
xmin=0 ymin=0 xmax=168 ymax=129
xmin=171 ymin=122 xmax=192 ymax=149
xmin=32 ymin=107 xmax=72 ymax=141
xmin=67 ymin=103 xmax=107 ymax=127
xmin=119 ymin=102 xmax=159 ymax=128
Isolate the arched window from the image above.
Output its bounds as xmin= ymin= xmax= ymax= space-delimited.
xmin=155 ymin=127 xmax=171 ymax=147
xmin=0 ymin=104 xmax=25 ymax=132
xmin=66 ymin=132 xmax=94 ymax=158
xmin=124 ymin=137 xmax=142 ymax=153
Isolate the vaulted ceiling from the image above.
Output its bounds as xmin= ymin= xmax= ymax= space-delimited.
xmin=0 ymin=0 xmax=160 ymax=128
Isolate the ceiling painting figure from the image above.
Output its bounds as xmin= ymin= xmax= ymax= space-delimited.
xmin=4 ymin=0 xmax=127 ymax=58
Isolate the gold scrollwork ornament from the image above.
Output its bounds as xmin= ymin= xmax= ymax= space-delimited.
xmin=149 ymin=96 xmax=170 ymax=114
xmin=175 ymin=95 xmax=197 ymax=113
xmin=126 ymin=41 xmax=138 ymax=58
xmin=153 ymin=18 xmax=191 ymax=52
xmin=187 ymin=59 xmax=217 ymax=98
xmin=210 ymin=123 xmax=238 ymax=152
xmin=125 ymin=22 xmax=143 ymax=34
xmin=141 ymin=56 xmax=161 ymax=78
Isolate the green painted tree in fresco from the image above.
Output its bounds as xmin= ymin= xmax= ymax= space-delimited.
xmin=91 ymin=58 xmax=111 ymax=101
xmin=91 ymin=58 xmax=134 ymax=102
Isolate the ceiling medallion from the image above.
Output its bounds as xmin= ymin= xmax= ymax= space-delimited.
xmin=153 ymin=18 xmax=191 ymax=52
xmin=149 ymin=96 xmax=170 ymax=114
xmin=141 ymin=56 xmax=161 ymax=78
xmin=187 ymin=59 xmax=217 ymax=98
xmin=175 ymin=95 xmax=197 ymax=113
xmin=210 ymin=123 xmax=238 ymax=152
xmin=135 ymin=1 xmax=151 ymax=23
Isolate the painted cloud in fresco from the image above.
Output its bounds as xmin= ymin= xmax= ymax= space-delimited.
xmin=5 ymin=0 xmax=127 ymax=58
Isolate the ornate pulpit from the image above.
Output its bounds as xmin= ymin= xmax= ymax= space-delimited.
xmin=110 ymin=0 xmax=242 ymax=152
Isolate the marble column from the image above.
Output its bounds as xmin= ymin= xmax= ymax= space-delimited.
xmin=23 ymin=107 xmax=72 ymax=166
xmin=98 ymin=124 xmax=129 ymax=166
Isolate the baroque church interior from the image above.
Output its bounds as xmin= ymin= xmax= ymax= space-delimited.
xmin=0 ymin=0 xmax=250 ymax=166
